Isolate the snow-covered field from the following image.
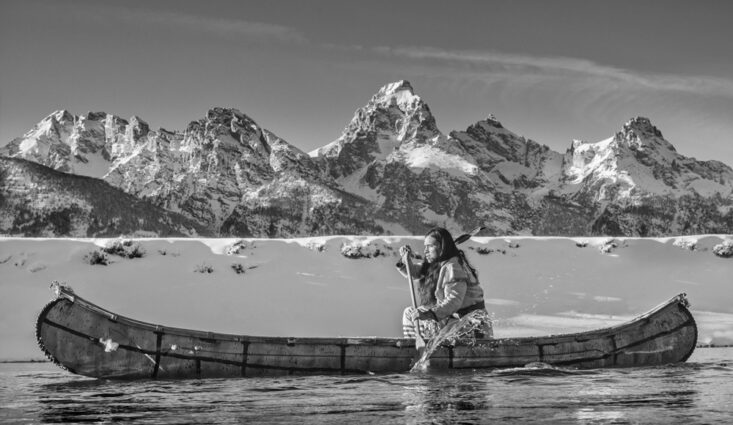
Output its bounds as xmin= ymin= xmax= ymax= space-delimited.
xmin=1 ymin=235 xmax=731 ymax=361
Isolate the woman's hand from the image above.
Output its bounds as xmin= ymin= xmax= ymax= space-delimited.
xmin=399 ymin=245 xmax=412 ymax=259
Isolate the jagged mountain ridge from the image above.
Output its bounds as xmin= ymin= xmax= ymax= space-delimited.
xmin=2 ymin=107 xmax=382 ymax=237
xmin=2 ymin=80 xmax=732 ymax=237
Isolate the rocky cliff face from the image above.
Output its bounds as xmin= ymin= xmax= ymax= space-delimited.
xmin=0 ymin=157 xmax=206 ymax=237
xmin=2 ymin=81 xmax=732 ymax=237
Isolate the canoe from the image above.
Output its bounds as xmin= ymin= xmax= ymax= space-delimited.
xmin=36 ymin=283 xmax=697 ymax=379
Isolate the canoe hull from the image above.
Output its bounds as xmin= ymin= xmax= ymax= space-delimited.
xmin=36 ymin=286 xmax=696 ymax=379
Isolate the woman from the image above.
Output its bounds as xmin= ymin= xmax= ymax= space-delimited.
xmin=397 ymin=227 xmax=492 ymax=339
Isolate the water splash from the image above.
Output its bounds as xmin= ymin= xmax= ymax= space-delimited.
xmin=411 ymin=310 xmax=492 ymax=372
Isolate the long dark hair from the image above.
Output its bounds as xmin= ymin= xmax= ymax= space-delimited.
xmin=417 ymin=227 xmax=478 ymax=305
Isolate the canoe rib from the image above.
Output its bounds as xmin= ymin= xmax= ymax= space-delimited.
xmin=36 ymin=284 xmax=697 ymax=379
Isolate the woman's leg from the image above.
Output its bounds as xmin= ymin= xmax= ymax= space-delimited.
xmin=402 ymin=307 xmax=417 ymax=338
xmin=403 ymin=306 xmax=441 ymax=339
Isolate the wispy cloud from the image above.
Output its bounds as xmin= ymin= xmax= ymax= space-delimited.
xmin=370 ymin=46 xmax=733 ymax=99
xmin=85 ymin=5 xmax=308 ymax=45
xmin=79 ymin=6 xmax=733 ymax=100
xmin=139 ymin=11 xmax=308 ymax=44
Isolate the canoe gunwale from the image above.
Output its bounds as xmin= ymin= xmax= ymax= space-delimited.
xmin=43 ymin=284 xmax=694 ymax=348
xmin=44 ymin=285 xmax=694 ymax=347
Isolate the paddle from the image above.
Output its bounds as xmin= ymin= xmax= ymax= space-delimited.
xmin=402 ymin=248 xmax=426 ymax=354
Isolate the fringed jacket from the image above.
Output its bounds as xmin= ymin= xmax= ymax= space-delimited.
xmin=397 ymin=256 xmax=486 ymax=321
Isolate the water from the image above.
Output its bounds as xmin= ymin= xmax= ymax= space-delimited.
xmin=1 ymin=348 xmax=732 ymax=424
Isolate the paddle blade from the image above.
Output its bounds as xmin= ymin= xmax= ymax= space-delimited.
xmin=412 ymin=335 xmax=429 ymax=372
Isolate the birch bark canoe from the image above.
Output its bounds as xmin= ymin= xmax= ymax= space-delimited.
xmin=36 ymin=284 xmax=697 ymax=379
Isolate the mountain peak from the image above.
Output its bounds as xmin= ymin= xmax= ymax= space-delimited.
xmin=483 ymin=114 xmax=504 ymax=129
xmin=84 ymin=111 xmax=109 ymax=121
xmin=614 ymin=116 xmax=676 ymax=156
xmin=206 ymin=107 xmax=244 ymax=121
xmin=621 ymin=117 xmax=663 ymax=140
xmin=202 ymin=107 xmax=261 ymax=131
xmin=370 ymin=80 xmax=420 ymax=109
xmin=44 ymin=109 xmax=74 ymax=124
xmin=328 ymin=80 xmax=439 ymax=147
xmin=128 ymin=116 xmax=150 ymax=139
xmin=379 ymin=80 xmax=414 ymax=96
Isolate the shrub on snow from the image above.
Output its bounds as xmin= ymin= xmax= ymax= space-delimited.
xmin=306 ymin=240 xmax=327 ymax=252
xmin=600 ymin=239 xmax=618 ymax=254
xmin=103 ymin=239 xmax=145 ymax=259
xmin=231 ymin=263 xmax=246 ymax=274
xmin=194 ymin=263 xmax=214 ymax=273
xmin=713 ymin=240 xmax=733 ymax=258
xmin=673 ymin=239 xmax=697 ymax=251
xmin=226 ymin=240 xmax=248 ymax=255
xmin=84 ymin=250 xmax=109 ymax=266
xmin=474 ymin=247 xmax=505 ymax=255
xmin=340 ymin=240 xmax=387 ymax=259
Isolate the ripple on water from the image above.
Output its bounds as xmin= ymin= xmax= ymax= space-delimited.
xmin=1 ymin=348 xmax=732 ymax=424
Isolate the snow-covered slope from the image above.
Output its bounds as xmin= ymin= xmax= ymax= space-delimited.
xmin=3 ymin=110 xmax=111 ymax=178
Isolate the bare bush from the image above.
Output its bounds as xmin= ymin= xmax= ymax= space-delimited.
xmin=475 ymin=247 xmax=505 ymax=255
xmin=194 ymin=263 xmax=214 ymax=273
xmin=84 ymin=250 xmax=109 ymax=265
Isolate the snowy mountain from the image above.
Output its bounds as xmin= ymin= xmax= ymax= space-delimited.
xmin=311 ymin=80 xmax=491 ymax=233
xmin=550 ymin=118 xmax=733 ymax=235
xmin=563 ymin=117 xmax=733 ymax=200
xmin=2 ymin=108 xmax=383 ymax=237
xmin=2 ymin=81 xmax=732 ymax=237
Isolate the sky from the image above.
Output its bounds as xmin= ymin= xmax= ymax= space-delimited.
xmin=1 ymin=0 xmax=732 ymax=165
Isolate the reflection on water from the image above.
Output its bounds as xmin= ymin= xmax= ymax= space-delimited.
xmin=402 ymin=378 xmax=494 ymax=424
xmin=1 ymin=348 xmax=731 ymax=424
xmin=575 ymin=408 xmax=627 ymax=423
xmin=569 ymin=366 xmax=699 ymax=424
